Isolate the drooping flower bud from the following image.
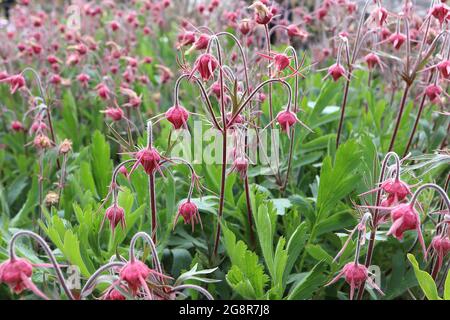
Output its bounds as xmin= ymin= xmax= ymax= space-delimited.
xmin=230 ymin=156 xmax=248 ymax=179
xmin=104 ymin=204 xmax=126 ymax=232
xmin=273 ymin=53 xmax=290 ymax=73
xmin=276 ymin=109 xmax=298 ymax=133
xmin=119 ymin=260 xmax=151 ymax=294
xmin=192 ymin=53 xmax=218 ymax=81
xmin=327 ymin=63 xmax=346 ymax=81
xmin=381 ymin=178 xmax=411 ymax=202
xmin=364 ymin=53 xmax=381 ymax=70
xmin=0 ymin=258 xmax=33 ymax=294
xmin=424 ymin=84 xmax=442 ymax=102
xmin=95 ymin=83 xmax=111 ymax=100
xmin=102 ymin=107 xmax=124 ymax=121
xmin=437 ymin=60 xmax=450 ymax=79
xmin=165 ymin=104 xmax=189 ymax=129
xmin=11 ymin=121 xmax=24 ymax=132
xmin=388 ymin=32 xmax=406 ymax=50
xmin=249 ymin=1 xmax=273 ymax=25
xmin=0 ymin=74 xmax=26 ymax=94
xmin=388 ymin=203 xmax=426 ymax=258
xmin=430 ymin=3 xmax=449 ymax=25
xmin=136 ymin=147 xmax=161 ymax=175
xmin=174 ymin=200 xmax=202 ymax=232
xmin=430 ymin=235 xmax=450 ymax=272
xmin=77 ymin=73 xmax=90 ymax=87
xmin=326 ymin=262 xmax=383 ymax=300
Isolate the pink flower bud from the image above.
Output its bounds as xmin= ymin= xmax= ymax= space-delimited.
xmin=430 ymin=3 xmax=449 ymax=25
xmin=327 ymin=63 xmax=346 ymax=81
xmin=381 ymin=178 xmax=411 ymax=202
xmin=105 ymin=204 xmax=126 ymax=232
xmin=11 ymin=121 xmax=24 ymax=132
xmin=250 ymin=1 xmax=273 ymax=25
xmin=430 ymin=235 xmax=450 ymax=272
xmin=95 ymin=83 xmax=111 ymax=100
xmin=388 ymin=32 xmax=406 ymax=50
xmin=0 ymin=258 xmax=33 ymax=294
xmin=364 ymin=53 xmax=381 ymax=70
xmin=231 ymin=156 xmax=249 ymax=178
xmin=0 ymin=74 xmax=26 ymax=94
xmin=175 ymin=200 xmax=202 ymax=231
xmin=102 ymin=107 xmax=124 ymax=121
xmin=136 ymin=147 xmax=161 ymax=175
xmin=193 ymin=53 xmax=218 ymax=81
xmin=119 ymin=260 xmax=151 ymax=294
xmin=77 ymin=73 xmax=90 ymax=87
xmin=276 ymin=110 xmax=298 ymax=132
xmin=165 ymin=105 xmax=189 ymax=129
xmin=273 ymin=53 xmax=290 ymax=72
xmin=437 ymin=60 xmax=450 ymax=79
xmin=424 ymin=84 xmax=442 ymax=101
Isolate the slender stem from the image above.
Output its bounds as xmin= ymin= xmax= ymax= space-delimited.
xmin=335 ymin=0 xmax=371 ymax=148
xmin=403 ymin=72 xmax=434 ymax=157
xmin=431 ymin=174 xmax=450 ymax=280
xmin=149 ymin=173 xmax=157 ymax=244
xmin=9 ymin=230 xmax=75 ymax=300
xmin=80 ymin=261 xmax=125 ymax=298
xmin=336 ymin=78 xmax=351 ymax=149
xmin=388 ymin=84 xmax=411 ymax=152
xmin=129 ymin=232 xmax=163 ymax=275
xmin=356 ymin=151 xmax=399 ymax=299
xmin=171 ymin=284 xmax=214 ymax=300
xmin=281 ymin=46 xmax=300 ymax=192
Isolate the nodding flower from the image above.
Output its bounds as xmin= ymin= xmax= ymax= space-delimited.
xmin=429 ymin=235 xmax=450 ymax=273
xmin=239 ymin=19 xmax=252 ymax=35
xmin=326 ymin=262 xmax=384 ymax=300
xmin=387 ymin=203 xmax=427 ymax=259
xmin=437 ymin=60 xmax=450 ymax=79
xmin=380 ymin=178 xmax=411 ymax=203
xmin=273 ymin=53 xmax=291 ymax=73
xmin=119 ymin=260 xmax=153 ymax=294
xmin=135 ymin=147 xmax=162 ymax=175
xmin=276 ymin=109 xmax=298 ymax=134
xmin=286 ymin=24 xmax=308 ymax=41
xmin=430 ymin=3 xmax=449 ymax=25
xmin=424 ymin=84 xmax=442 ymax=102
xmin=192 ymin=34 xmax=210 ymax=51
xmin=230 ymin=156 xmax=249 ymax=179
xmin=372 ymin=6 xmax=389 ymax=27
xmin=102 ymin=287 xmax=126 ymax=300
xmin=101 ymin=107 xmax=124 ymax=121
xmin=177 ymin=31 xmax=196 ymax=48
xmin=249 ymin=1 xmax=273 ymax=25
xmin=103 ymin=204 xmax=126 ymax=234
xmin=95 ymin=83 xmax=112 ymax=100
xmin=10 ymin=121 xmax=24 ymax=132
xmin=0 ymin=258 xmax=47 ymax=299
xmin=191 ymin=53 xmax=218 ymax=81
xmin=77 ymin=73 xmax=90 ymax=87
xmin=165 ymin=104 xmax=189 ymax=129
xmin=388 ymin=32 xmax=406 ymax=50
xmin=0 ymin=74 xmax=26 ymax=94
xmin=173 ymin=200 xmax=203 ymax=232
xmin=364 ymin=53 xmax=382 ymax=70
xmin=326 ymin=63 xmax=347 ymax=82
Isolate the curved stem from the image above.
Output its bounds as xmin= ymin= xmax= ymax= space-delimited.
xmin=80 ymin=261 xmax=125 ymax=298
xmin=173 ymin=74 xmax=221 ymax=130
xmin=403 ymin=72 xmax=434 ymax=157
xmin=229 ymin=78 xmax=292 ymax=125
xmin=388 ymin=83 xmax=411 ymax=152
xmin=356 ymin=151 xmax=400 ymax=300
xmin=171 ymin=284 xmax=214 ymax=300
xmin=129 ymin=232 xmax=163 ymax=274
xmin=410 ymin=183 xmax=450 ymax=211
xmin=9 ymin=230 xmax=75 ymax=300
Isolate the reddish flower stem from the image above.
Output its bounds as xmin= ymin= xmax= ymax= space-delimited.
xmin=388 ymin=83 xmax=411 ymax=152
xmin=403 ymin=71 xmax=434 ymax=158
